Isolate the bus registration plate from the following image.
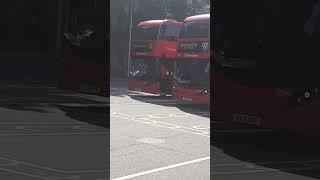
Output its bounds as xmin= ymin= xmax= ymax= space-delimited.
xmin=232 ymin=114 xmax=261 ymax=126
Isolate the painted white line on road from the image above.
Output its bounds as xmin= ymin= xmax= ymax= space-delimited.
xmin=110 ymin=102 xmax=190 ymax=106
xmin=192 ymin=125 xmax=210 ymax=130
xmin=112 ymin=156 xmax=210 ymax=180
xmin=0 ymin=157 xmax=107 ymax=174
xmin=0 ymin=167 xmax=52 ymax=180
xmin=0 ymin=122 xmax=87 ymax=125
xmin=15 ymin=126 xmax=43 ymax=132
xmin=112 ymin=113 xmax=206 ymax=119
xmin=111 ymin=112 xmax=209 ymax=138
xmin=0 ymin=132 xmax=107 ymax=136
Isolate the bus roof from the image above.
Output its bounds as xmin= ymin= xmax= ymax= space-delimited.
xmin=184 ymin=14 xmax=210 ymax=22
xmin=138 ymin=19 xmax=178 ymax=26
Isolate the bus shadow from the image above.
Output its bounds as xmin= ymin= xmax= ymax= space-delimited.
xmin=212 ymin=133 xmax=320 ymax=179
xmin=0 ymin=81 xmax=108 ymax=112
xmin=56 ymin=105 xmax=108 ymax=128
xmin=129 ymin=94 xmax=210 ymax=118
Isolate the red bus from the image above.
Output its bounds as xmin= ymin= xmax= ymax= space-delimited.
xmin=213 ymin=1 xmax=320 ymax=135
xmin=128 ymin=19 xmax=182 ymax=95
xmin=172 ymin=14 xmax=210 ymax=105
xmin=58 ymin=0 xmax=107 ymax=96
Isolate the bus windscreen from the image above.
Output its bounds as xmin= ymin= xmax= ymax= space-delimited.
xmin=215 ymin=0 xmax=320 ymax=74
xmin=180 ymin=21 xmax=209 ymax=39
xmin=174 ymin=59 xmax=210 ymax=88
xmin=133 ymin=25 xmax=160 ymax=40
xmin=129 ymin=57 xmax=159 ymax=81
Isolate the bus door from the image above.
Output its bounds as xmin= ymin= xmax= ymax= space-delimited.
xmin=159 ymin=57 xmax=173 ymax=95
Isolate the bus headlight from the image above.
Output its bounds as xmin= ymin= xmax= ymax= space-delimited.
xmin=304 ymin=92 xmax=311 ymax=98
xmin=172 ymin=86 xmax=177 ymax=92
xmin=201 ymin=90 xmax=209 ymax=95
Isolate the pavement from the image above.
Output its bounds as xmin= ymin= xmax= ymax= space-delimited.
xmin=0 ymin=58 xmax=109 ymax=180
xmin=110 ymin=79 xmax=210 ymax=180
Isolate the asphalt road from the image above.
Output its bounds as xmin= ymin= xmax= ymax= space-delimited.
xmin=110 ymin=79 xmax=210 ymax=180
xmin=0 ymin=58 xmax=109 ymax=180
xmin=212 ymin=127 xmax=320 ymax=180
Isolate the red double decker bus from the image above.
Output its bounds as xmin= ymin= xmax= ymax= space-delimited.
xmin=213 ymin=1 xmax=320 ymax=135
xmin=172 ymin=14 xmax=210 ymax=105
xmin=128 ymin=19 xmax=182 ymax=95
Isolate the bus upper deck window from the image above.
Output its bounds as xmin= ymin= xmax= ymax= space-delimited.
xmin=160 ymin=23 xmax=180 ymax=41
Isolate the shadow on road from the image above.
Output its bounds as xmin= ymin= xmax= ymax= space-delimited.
xmin=0 ymin=58 xmax=106 ymax=108
xmin=129 ymin=94 xmax=210 ymax=118
xmin=56 ymin=105 xmax=109 ymax=128
xmin=212 ymin=133 xmax=320 ymax=179
xmin=0 ymin=83 xmax=107 ymax=111
xmin=110 ymin=79 xmax=210 ymax=118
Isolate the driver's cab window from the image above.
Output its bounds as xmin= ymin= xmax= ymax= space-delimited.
xmin=160 ymin=22 xmax=180 ymax=41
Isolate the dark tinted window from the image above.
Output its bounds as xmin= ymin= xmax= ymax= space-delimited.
xmin=214 ymin=0 xmax=320 ymax=85
xmin=162 ymin=23 xmax=181 ymax=39
xmin=133 ymin=24 xmax=160 ymax=40
xmin=130 ymin=57 xmax=160 ymax=81
xmin=180 ymin=21 xmax=209 ymax=38
xmin=174 ymin=59 xmax=210 ymax=88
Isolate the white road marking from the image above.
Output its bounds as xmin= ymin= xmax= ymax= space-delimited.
xmin=0 ymin=157 xmax=107 ymax=174
xmin=169 ymin=113 xmax=193 ymax=118
xmin=0 ymin=132 xmax=107 ymax=136
xmin=15 ymin=126 xmax=42 ymax=132
xmin=110 ymin=102 xmax=189 ymax=105
xmin=112 ymin=156 xmax=210 ymax=180
xmin=0 ymin=167 xmax=54 ymax=180
xmin=192 ymin=125 xmax=210 ymax=130
xmin=0 ymin=122 xmax=86 ymax=125
xmin=136 ymin=138 xmax=165 ymax=145
xmin=111 ymin=111 xmax=209 ymax=138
